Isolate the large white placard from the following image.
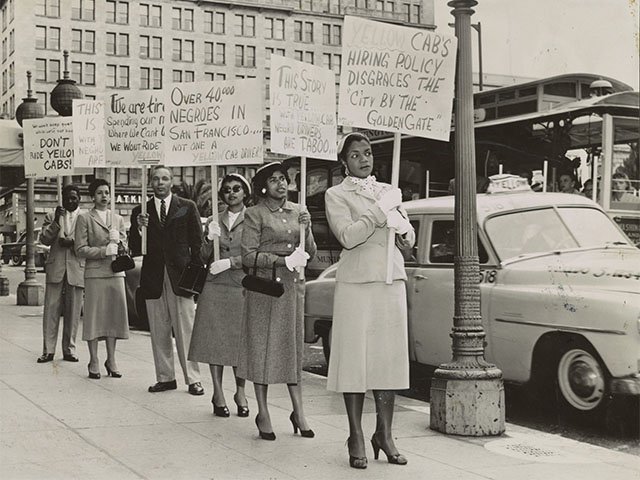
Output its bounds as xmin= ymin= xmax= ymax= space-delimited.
xmin=338 ymin=16 xmax=457 ymax=141
xmin=23 ymin=117 xmax=74 ymax=178
xmin=270 ymin=56 xmax=337 ymax=161
xmin=72 ymin=99 xmax=106 ymax=168
xmin=104 ymin=90 xmax=165 ymax=166
xmin=164 ymin=79 xmax=264 ymax=165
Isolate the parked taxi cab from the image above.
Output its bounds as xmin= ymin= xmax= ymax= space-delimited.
xmin=304 ymin=176 xmax=640 ymax=415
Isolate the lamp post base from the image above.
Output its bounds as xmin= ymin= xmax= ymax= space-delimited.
xmin=430 ymin=367 xmax=506 ymax=436
xmin=16 ymin=280 xmax=44 ymax=306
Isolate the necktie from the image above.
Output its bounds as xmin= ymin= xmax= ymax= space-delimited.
xmin=160 ymin=199 xmax=166 ymax=227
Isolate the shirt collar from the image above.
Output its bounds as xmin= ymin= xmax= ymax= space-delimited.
xmin=263 ymin=200 xmax=294 ymax=213
xmin=155 ymin=193 xmax=172 ymax=208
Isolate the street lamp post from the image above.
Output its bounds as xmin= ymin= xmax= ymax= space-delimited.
xmin=15 ymin=71 xmax=45 ymax=306
xmin=449 ymin=21 xmax=483 ymax=90
xmin=430 ymin=0 xmax=505 ymax=436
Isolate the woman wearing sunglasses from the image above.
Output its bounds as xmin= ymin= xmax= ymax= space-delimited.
xmin=188 ymin=174 xmax=252 ymax=418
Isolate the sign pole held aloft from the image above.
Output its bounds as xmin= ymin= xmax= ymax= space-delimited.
xmin=56 ymin=178 xmax=62 ymax=206
xmin=210 ymin=165 xmax=220 ymax=262
xmin=298 ymin=156 xmax=307 ymax=281
xmin=141 ymin=165 xmax=148 ymax=255
xmin=425 ymin=170 xmax=430 ymax=198
xmin=543 ymin=160 xmax=548 ymax=192
xmin=385 ymin=132 xmax=401 ymax=285
xmin=110 ymin=168 xmax=116 ymax=219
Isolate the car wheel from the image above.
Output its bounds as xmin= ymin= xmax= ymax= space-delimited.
xmin=321 ymin=327 xmax=331 ymax=364
xmin=556 ymin=346 xmax=607 ymax=412
xmin=11 ymin=255 xmax=22 ymax=266
xmin=2 ymin=256 xmax=8 ymax=264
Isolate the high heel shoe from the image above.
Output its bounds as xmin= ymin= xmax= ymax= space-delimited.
xmin=87 ymin=364 xmax=100 ymax=380
xmin=370 ymin=433 xmax=407 ymax=465
xmin=211 ymin=396 xmax=230 ymax=417
xmin=289 ymin=412 xmax=315 ymax=438
xmin=255 ymin=415 xmax=276 ymax=441
xmin=347 ymin=437 xmax=367 ymax=469
xmin=104 ymin=361 xmax=122 ymax=378
xmin=233 ymin=393 xmax=249 ymax=417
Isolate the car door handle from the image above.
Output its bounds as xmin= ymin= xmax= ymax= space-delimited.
xmin=414 ymin=274 xmax=428 ymax=280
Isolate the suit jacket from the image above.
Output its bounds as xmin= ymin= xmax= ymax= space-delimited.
xmin=201 ymin=207 xmax=246 ymax=288
xmin=39 ymin=209 xmax=86 ymax=287
xmin=74 ymin=209 xmax=127 ymax=279
xmin=325 ymin=178 xmax=415 ymax=283
xmin=129 ymin=196 xmax=203 ymax=299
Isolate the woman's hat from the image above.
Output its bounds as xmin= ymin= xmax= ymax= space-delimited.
xmin=221 ymin=173 xmax=252 ymax=195
xmin=337 ymin=132 xmax=370 ymax=158
xmin=252 ymin=162 xmax=289 ymax=194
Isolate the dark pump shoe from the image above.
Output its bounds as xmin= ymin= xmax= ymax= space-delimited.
xmin=36 ymin=353 xmax=54 ymax=363
xmin=63 ymin=354 xmax=79 ymax=362
xmin=148 ymin=380 xmax=177 ymax=393
xmin=188 ymin=382 xmax=205 ymax=396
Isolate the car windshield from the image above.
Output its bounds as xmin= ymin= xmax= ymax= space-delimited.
xmin=485 ymin=207 xmax=631 ymax=261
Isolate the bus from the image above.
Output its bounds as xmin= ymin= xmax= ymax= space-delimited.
xmin=284 ymin=73 xmax=640 ymax=259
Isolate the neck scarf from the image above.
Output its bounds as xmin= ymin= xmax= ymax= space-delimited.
xmin=348 ymin=175 xmax=377 ymax=197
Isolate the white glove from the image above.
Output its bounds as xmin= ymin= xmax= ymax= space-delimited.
xmin=376 ymin=188 xmax=402 ymax=212
xmin=109 ymin=229 xmax=120 ymax=242
xmin=209 ymin=258 xmax=231 ymax=275
xmin=206 ymin=220 xmax=221 ymax=241
xmin=105 ymin=243 xmax=118 ymax=256
xmin=387 ymin=209 xmax=411 ymax=235
xmin=284 ymin=246 xmax=310 ymax=271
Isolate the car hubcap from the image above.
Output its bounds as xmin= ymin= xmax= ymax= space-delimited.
xmin=557 ymin=348 xmax=605 ymax=411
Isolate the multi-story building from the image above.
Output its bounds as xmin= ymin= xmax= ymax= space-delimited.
xmin=0 ymin=0 xmax=434 ymax=241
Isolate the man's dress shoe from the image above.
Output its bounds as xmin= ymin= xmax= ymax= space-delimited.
xmin=188 ymin=382 xmax=205 ymax=396
xmin=36 ymin=354 xmax=54 ymax=363
xmin=148 ymin=380 xmax=178 ymax=393
xmin=63 ymin=354 xmax=79 ymax=362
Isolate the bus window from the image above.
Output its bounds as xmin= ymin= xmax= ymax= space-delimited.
xmin=610 ymin=118 xmax=640 ymax=210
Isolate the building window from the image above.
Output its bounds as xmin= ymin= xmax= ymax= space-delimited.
xmin=294 ymin=50 xmax=314 ymax=64
xmin=2 ymin=39 xmax=6 ymax=63
xmin=84 ymin=62 xmax=95 ymax=85
xmin=140 ymin=3 xmax=161 ymax=27
xmin=322 ymin=24 xmax=341 ymax=45
xmin=35 ymin=58 xmax=47 ymax=81
xmin=235 ymin=45 xmax=256 ymax=68
xmin=8 ymin=29 xmax=13 ymax=54
xmin=152 ymin=68 xmax=162 ymax=89
xmin=49 ymin=59 xmax=60 ymax=81
xmin=322 ymin=53 xmax=341 ymax=74
xmin=172 ymin=39 xmax=194 ymax=62
xmin=356 ymin=0 xmax=368 ymax=7
xmin=205 ymin=72 xmax=226 ymax=81
xmin=36 ymin=92 xmax=48 ymax=115
xmin=107 ymin=65 xmax=129 ymax=88
xmin=172 ymin=7 xmax=193 ymax=31
xmin=140 ymin=35 xmax=162 ymax=59
xmin=205 ymin=11 xmax=225 ymax=34
xmin=106 ymin=1 xmax=128 ymax=24
xmin=35 ymin=26 xmax=60 ymax=50
xmin=299 ymin=0 xmax=312 ymax=10
xmin=234 ymin=14 xmax=255 ymax=37
xmin=294 ymin=21 xmax=313 ymax=43
xmin=36 ymin=0 xmax=60 ymax=17
xmin=106 ymin=32 xmax=128 ymax=56
xmin=71 ymin=0 xmax=94 ymax=21
xmin=71 ymin=29 xmax=95 ymax=54
xmin=118 ymin=33 xmax=129 ymax=56
xmin=8 ymin=61 xmax=14 ymax=87
xmin=140 ymin=67 xmax=150 ymax=89
xmin=265 ymin=18 xmax=284 ymax=40
xmin=71 ymin=61 xmax=82 ymax=84
xmin=70 ymin=62 xmax=94 ymax=85
xmin=172 ymin=70 xmax=194 ymax=83
xmin=204 ymin=42 xmax=225 ymax=65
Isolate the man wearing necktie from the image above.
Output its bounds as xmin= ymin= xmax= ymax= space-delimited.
xmin=37 ymin=184 xmax=85 ymax=363
xmin=129 ymin=166 xmax=204 ymax=395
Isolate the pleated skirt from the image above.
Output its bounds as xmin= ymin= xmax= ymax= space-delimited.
xmin=326 ymin=281 xmax=409 ymax=393
xmin=82 ymin=277 xmax=129 ymax=341
xmin=188 ymin=281 xmax=244 ymax=366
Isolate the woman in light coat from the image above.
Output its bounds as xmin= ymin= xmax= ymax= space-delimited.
xmin=188 ymin=174 xmax=251 ymax=418
xmin=325 ymin=132 xmax=415 ymax=469
xmin=75 ymin=179 xmax=129 ymax=379
xmin=237 ymin=162 xmax=317 ymax=441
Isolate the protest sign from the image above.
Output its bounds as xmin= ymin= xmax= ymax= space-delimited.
xmin=338 ymin=16 xmax=457 ymax=141
xmin=72 ymin=99 xmax=106 ymax=168
xmin=23 ymin=117 xmax=74 ymax=178
xmin=164 ymin=79 xmax=263 ymax=166
xmin=105 ymin=90 xmax=165 ymax=166
xmin=270 ymin=56 xmax=337 ymax=161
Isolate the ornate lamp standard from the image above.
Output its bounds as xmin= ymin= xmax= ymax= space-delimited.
xmin=429 ymin=0 xmax=505 ymax=436
xmin=14 ymin=71 xmax=45 ymax=305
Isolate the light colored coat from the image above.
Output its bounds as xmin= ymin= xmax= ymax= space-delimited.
xmin=74 ymin=209 xmax=127 ymax=278
xmin=39 ymin=209 xmax=86 ymax=287
xmin=325 ymin=178 xmax=415 ymax=283
xmin=200 ymin=207 xmax=245 ymax=287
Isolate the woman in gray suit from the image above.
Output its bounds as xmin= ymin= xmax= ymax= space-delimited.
xmin=188 ymin=174 xmax=251 ymax=418
xmin=325 ymin=133 xmax=415 ymax=469
xmin=237 ymin=162 xmax=316 ymax=441
xmin=75 ymin=179 xmax=129 ymax=379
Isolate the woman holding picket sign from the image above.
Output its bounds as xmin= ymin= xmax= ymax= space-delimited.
xmin=324 ymin=132 xmax=415 ymax=469
xmin=237 ymin=162 xmax=316 ymax=441
xmin=188 ymin=174 xmax=251 ymax=418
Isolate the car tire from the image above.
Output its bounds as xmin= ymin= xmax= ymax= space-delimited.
xmin=555 ymin=343 xmax=609 ymax=415
xmin=321 ymin=327 xmax=331 ymax=365
xmin=11 ymin=255 xmax=22 ymax=266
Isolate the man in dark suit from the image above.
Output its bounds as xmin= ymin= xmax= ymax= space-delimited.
xmin=129 ymin=166 xmax=204 ymax=395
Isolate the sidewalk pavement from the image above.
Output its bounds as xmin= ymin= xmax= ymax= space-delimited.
xmin=1 ymin=294 xmax=637 ymax=480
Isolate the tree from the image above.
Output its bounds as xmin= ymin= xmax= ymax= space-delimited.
xmin=173 ymin=179 xmax=213 ymax=218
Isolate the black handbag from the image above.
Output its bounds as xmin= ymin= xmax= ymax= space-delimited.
xmin=111 ymin=253 xmax=135 ymax=273
xmin=177 ymin=245 xmax=216 ymax=295
xmin=241 ymin=253 xmax=284 ymax=298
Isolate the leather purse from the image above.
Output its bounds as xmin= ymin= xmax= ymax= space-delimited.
xmin=111 ymin=253 xmax=135 ymax=273
xmin=177 ymin=245 xmax=216 ymax=295
xmin=241 ymin=253 xmax=284 ymax=298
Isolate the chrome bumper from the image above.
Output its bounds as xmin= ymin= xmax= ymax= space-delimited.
xmin=610 ymin=374 xmax=640 ymax=395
